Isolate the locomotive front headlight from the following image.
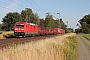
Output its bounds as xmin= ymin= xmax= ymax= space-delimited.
xmin=21 ymin=29 xmax=24 ymax=30
xmin=15 ymin=29 xmax=18 ymax=30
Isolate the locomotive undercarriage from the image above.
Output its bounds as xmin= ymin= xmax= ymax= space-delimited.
xmin=14 ymin=32 xmax=39 ymax=37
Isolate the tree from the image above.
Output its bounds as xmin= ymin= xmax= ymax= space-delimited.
xmin=39 ymin=19 xmax=45 ymax=26
xmin=45 ymin=13 xmax=54 ymax=28
xmin=54 ymin=19 xmax=60 ymax=28
xmin=44 ymin=12 xmax=67 ymax=29
xmin=2 ymin=12 xmax=22 ymax=31
xmin=79 ymin=14 xmax=90 ymax=33
xmin=61 ymin=21 xmax=66 ymax=29
xmin=0 ymin=23 xmax=2 ymax=30
xmin=21 ymin=8 xmax=34 ymax=22
xmin=32 ymin=13 xmax=40 ymax=25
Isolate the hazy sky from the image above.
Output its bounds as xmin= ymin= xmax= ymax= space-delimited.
xmin=0 ymin=0 xmax=90 ymax=29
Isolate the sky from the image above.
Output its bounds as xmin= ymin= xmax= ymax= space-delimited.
xmin=0 ymin=0 xmax=90 ymax=29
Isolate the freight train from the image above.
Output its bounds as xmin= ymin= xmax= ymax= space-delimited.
xmin=14 ymin=22 xmax=65 ymax=37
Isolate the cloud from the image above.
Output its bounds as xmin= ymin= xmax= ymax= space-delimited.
xmin=0 ymin=3 xmax=17 ymax=23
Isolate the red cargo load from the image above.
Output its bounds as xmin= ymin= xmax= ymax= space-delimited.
xmin=60 ymin=29 xmax=65 ymax=34
xmin=49 ymin=28 xmax=54 ymax=34
xmin=54 ymin=28 xmax=65 ymax=34
xmin=54 ymin=28 xmax=60 ymax=34
xmin=38 ymin=26 xmax=46 ymax=35
xmin=45 ymin=28 xmax=52 ymax=35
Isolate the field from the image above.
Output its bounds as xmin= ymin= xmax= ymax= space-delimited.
xmin=0 ymin=33 xmax=78 ymax=60
xmin=81 ymin=33 xmax=90 ymax=41
xmin=0 ymin=31 xmax=14 ymax=39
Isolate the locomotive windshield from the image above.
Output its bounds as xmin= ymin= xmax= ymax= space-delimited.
xmin=15 ymin=24 xmax=24 ymax=27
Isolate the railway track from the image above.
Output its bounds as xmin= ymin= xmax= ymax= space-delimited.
xmin=0 ymin=35 xmax=54 ymax=48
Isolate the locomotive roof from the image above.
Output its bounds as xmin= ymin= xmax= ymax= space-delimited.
xmin=28 ymin=23 xmax=38 ymax=26
xmin=15 ymin=22 xmax=38 ymax=26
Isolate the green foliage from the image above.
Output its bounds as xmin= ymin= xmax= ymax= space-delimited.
xmin=75 ymin=29 xmax=82 ymax=33
xmin=44 ymin=13 xmax=66 ymax=29
xmin=54 ymin=20 xmax=60 ymax=28
xmin=61 ymin=21 xmax=66 ymax=29
xmin=21 ymin=8 xmax=40 ymax=25
xmin=39 ymin=19 xmax=45 ymax=26
xmin=44 ymin=13 xmax=54 ymax=28
xmin=0 ymin=31 xmax=6 ymax=34
xmin=0 ymin=23 xmax=2 ymax=30
xmin=33 ymin=13 xmax=40 ymax=25
xmin=21 ymin=8 xmax=34 ymax=22
xmin=2 ymin=12 xmax=22 ymax=31
xmin=79 ymin=14 xmax=90 ymax=33
xmin=1 ymin=8 xmax=67 ymax=31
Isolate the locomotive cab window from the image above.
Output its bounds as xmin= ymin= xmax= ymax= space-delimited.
xmin=16 ymin=24 xmax=24 ymax=27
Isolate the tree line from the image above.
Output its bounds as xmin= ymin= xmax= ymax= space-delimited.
xmin=0 ymin=8 xmax=67 ymax=31
xmin=76 ymin=14 xmax=90 ymax=34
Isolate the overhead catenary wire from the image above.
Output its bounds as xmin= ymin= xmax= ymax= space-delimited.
xmin=0 ymin=1 xmax=14 ymax=11
xmin=30 ymin=0 xmax=49 ymax=18
xmin=18 ymin=0 xmax=23 ymax=3
xmin=18 ymin=0 xmax=32 ymax=8
xmin=0 ymin=5 xmax=14 ymax=11
xmin=0 ymin=0 xmax=57 ymax=19
xmin=0 ymin=0 xmax=23 ymax=10
xmin=31 ymin=0 xmax=47 ymax=12
xmin=25 ymin=0 xmax=45 ymax=17
xmin=0 ymin=1 xmax=9 ymax=6
xmin=9 ymin=0 xmax=25 ymax=8
xmin=17 ymin=0 xmax=44 ymax=17
xmin=25 ymin=0 xmax=42 ymax=13
xmin=30 ymin=0 xmax=58 ymax=19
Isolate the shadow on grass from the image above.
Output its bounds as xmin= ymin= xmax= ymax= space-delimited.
xmin=4 ymin=34 xmax=15 ymax=38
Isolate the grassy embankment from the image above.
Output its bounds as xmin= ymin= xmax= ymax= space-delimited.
xmin=0 ymin=33 xmax=78 ymax=60
xmin=81 ymin=33 xmax=90 ymax=41
xmin=0 ymin=31 xmax=14 ymax=39
xmin=0 ymin=31 xmax=6 ymax=34
xmin=62 ymin=34 xmax=78 ymax=60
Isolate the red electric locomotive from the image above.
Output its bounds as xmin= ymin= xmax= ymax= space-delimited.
xmin=14 ymin=22 xmax=39 ymax=37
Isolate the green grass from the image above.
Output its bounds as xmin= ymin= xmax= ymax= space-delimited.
xmin=81 ymin=33 xmax=90 ymax=41
xmin=0 ymin=31 xmax=6 ymax=34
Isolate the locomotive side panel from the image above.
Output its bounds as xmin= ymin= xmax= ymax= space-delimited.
xmin=24 ymin=23 xmax=39 ymax=36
